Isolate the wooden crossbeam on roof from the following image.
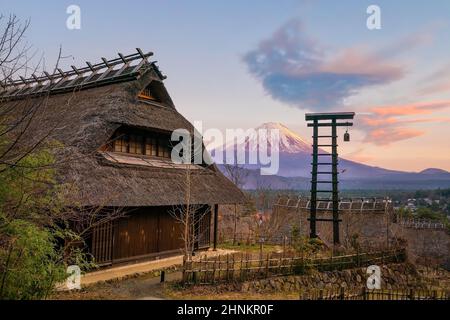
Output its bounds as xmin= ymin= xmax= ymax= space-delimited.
xmin=43 ymin=71 xmax=53 ymax=82
xmin=0 ymin=48 xmax=161 ymax=100
xmin=83 ymin=61 xmax=99 ymax=83
xmin=71 ymin=65 xmax=81 ymax=75
xmin=97 ymin=57 xmax=114 ymax=81
xmin=31 ymin=74 xmax=40 ymax=83
xmin=101 ymin=57 xmax=110 ymax=67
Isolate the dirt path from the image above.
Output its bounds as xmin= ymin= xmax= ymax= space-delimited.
xmin=54 ymin=249 xmax=235 ymax=300
xmin=54 ymin=271 xmax=182 ymax=300
xmin=79 ymin=249 xmax=234 ymax=286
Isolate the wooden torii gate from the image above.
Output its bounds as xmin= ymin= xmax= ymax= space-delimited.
xmin=305 ymin=112 xmax=355 ymax=245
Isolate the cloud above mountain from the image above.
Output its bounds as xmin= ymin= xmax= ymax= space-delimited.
xmin=243 ymin=18 xmax=447 ymax=148
xmin=243 ymin=19 xmax=403 ymax=110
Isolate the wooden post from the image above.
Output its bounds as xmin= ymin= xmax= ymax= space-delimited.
xmin=240 ymin=253 xmax=243 ymax=281
xmin=213 ymin=204 xmax=219 ymax=250
xmin=212 ymin=256 xmax=216 ymax=284
xmin=182 ymin=255 xmax=186 ymax=283
xmin=201 ymin=256 xmax=205 ymax=283
xmin=340 ymin=286 xmax=345 ymax=300
xmin=232 ymin=254 xmax=236 ymax=281
xmin=310 ymin=119 xmax=318 ymax=239
xmin=226 ymin=254 xmax=230 ymax=281
xmin=218 ymin=254 xmax=221 ymax=282
xmin=245 ymin=252 xmax=249 ymax=280
xmin=356 ymin=248 xmax=360 ymax=267
xmin=290 ymin=257 xmax=294 ymax=275
xmin=278 ymin=257 xmax=282 ymax=275
xmin=193 ymin=271 xmax=197 ymax=284
xmin=329 ymin=251 xmax=334 ymax=270
xmin=331 ymin=118 xmax=340 ymax=245
xmin=409 ymin=289 xmax=414 ymax=300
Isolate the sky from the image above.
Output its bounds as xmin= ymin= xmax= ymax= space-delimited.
xmin=2 ymin=0 xmax=450 ymax=172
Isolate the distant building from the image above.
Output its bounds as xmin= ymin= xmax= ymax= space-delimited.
xmin=406 ymin=199 xmax=417 ymax=212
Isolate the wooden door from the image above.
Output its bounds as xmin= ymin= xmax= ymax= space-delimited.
xmin=113 ymin=209 xmax=159 ymax=261
xmin=196 ymin=207 xmax=211 ymax=249
xmin=91 ymin=206 xmax=210 ymax=264
xmin=158 ymin=212 xmax=184 ymax=252
xmin=92 ymin=221 xmax=114 ymax=265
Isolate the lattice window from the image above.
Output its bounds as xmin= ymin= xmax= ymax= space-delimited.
xmin=129 ymin=135 xmax=143 ymax=154
xmin=145 ymin=137 xmax=157 ymax=156
xmin=113 ymin=134 xmax=128 ymax=153
xmin=157 ymin=138 xmax=171 ymax=158
xmin=138 ymin=87 xmax=157 ymax=101
xmin=110 ymin=128 xmax=171 ymax=159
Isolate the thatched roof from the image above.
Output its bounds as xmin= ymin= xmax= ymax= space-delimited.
xmin=0 ymin=50 xmax=246 ymax=206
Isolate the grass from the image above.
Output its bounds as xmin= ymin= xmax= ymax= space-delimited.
xmin=164 ymin=284 xmax=299 ymax=300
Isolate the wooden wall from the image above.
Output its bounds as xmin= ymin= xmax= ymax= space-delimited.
xmin=91 ymin=205 xmax=211 ymax=265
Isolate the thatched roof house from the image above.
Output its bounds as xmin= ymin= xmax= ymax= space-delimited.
xmin=0 ymin=49 xmax=245 ymax=265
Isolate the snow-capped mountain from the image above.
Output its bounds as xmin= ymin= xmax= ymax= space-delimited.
xmin=218 ymin=121 xmax=391 ymax=178
xmin=254 ymin=122 xmax=312 ymax=153
xmin=221 ymin=122 xmax=312 ymax=154
xmin=214 ymin=122 xmax=450 ymax=189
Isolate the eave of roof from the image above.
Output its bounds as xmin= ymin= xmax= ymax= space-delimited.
xmin=59 ymin=152 xmax=248 ymax=207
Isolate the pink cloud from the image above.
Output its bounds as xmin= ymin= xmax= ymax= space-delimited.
xmin=359 ymin=100 xmax=450 ymax=145
xmin=365 ymin=127 xmax=425 ymax=146
xmin=322 ymin=48 xmax=404 ymax=81
xmin=370 ymin=101 xmax=450 ymax=116
xmin=419 ymin=62 xmax=450 ymax=95
xmin=420 ymin=81 xmax=450 ymax=95
xmin=344 ymin=148 xmax=375 ymax=163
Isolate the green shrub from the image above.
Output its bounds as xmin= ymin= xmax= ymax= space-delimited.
xmin=0 ymin=215 xmax=66 ymax=299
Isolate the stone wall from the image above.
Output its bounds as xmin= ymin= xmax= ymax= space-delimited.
xmin=219 ymin=204 xmax=450 ymax=270
xmin=217 ymin=204 xmax=255 ymax=241
xmin=391 ymin=224 xmax=450 ymax=269
xmin=293 ymin=207 xmax=392 ymax=248
xmin=238 ymin=263 xmax=424 ymax=293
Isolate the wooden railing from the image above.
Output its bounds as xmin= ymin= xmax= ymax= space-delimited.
xmin=182 ymin=248 xmax=406 ymax=284
xmin=397 ymin=218 xmax=447 ymax=230
xmin=218 ymin=233 xmax=293 ymax=246
xmin=273 ymin=196 xmax=392 ymax=213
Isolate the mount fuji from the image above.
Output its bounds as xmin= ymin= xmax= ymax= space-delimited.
xmin=214 ymin=122 xmax=450 ymax=190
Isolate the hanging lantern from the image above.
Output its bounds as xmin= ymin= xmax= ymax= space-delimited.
xmin=344 ymin=130 xmax=350 ymax=142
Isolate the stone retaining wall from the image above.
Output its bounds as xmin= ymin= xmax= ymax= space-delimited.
xmin=238 ymin=263 xmax=424 ymax=293
xmin=391 ymin=224 xmax=450 ymax=269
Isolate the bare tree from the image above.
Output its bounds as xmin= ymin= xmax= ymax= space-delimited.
xmin=169 ymin=135 xmax=210 ymax=260
xmin=0 ymin=15 xmax=129 ymax=298
xmin=169 ymin=165 xmax=210 ymax=261
xmin=223 ymin=164 xmax=248 ymax=190
xmin=0 ymin=14 xmax=33 ymax=83
xmin=248 ymin=184 xmax=291 ymax=250
xmin=223 ymin=164 xmax=248 ymax=244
